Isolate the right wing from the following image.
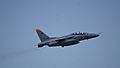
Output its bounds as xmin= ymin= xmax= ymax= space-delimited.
xmin=54 ymin=36 xmax=73 ymax=42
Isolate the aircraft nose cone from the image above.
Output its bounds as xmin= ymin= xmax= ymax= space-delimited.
xmin=94 ymin=34 xmax=99 ymax=37
xmin=87 ymin=33 xmax=100 ymax=39
xmin=91 ymin=33 xmax=100 ymax=38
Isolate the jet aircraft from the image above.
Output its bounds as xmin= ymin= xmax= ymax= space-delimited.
xmin=35 ymin=28 xmax=100 ymax=48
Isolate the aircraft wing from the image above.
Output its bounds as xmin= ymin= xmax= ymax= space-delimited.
xmin=54 ymin=36 xmax=73 ymax=41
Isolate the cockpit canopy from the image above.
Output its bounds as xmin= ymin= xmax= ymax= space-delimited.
xmin=71 ymin=32 xmax=88 ymax=35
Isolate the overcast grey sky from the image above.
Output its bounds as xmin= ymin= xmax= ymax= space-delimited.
xmin=0 ymin=0 xmax=120 ymax=68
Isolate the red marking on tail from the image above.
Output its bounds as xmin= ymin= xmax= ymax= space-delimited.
xmin=36 ymin=28 xmax=41 ymax=32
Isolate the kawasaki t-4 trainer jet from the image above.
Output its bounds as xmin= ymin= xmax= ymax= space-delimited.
xmin=35 ymin=28 xmax=100 ymax=48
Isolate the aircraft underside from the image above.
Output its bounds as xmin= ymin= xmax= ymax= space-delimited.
xmin=48 ymin=41 xmax=79 ymax=47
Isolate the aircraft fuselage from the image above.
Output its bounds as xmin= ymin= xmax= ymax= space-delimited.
xmin=37 ymin=32 xmax=100 ymax=48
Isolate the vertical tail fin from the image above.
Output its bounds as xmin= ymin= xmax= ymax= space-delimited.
xmin=36 ymin=28 xmax=50 ymax=42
